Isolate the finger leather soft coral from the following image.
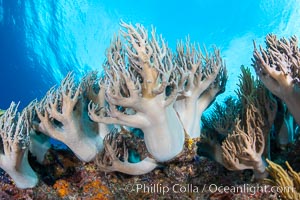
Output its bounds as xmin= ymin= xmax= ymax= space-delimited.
xmin=88 ymin=22 xmax=186 ymax=162
xmin=2 ymin=20 xmax=300 ymax=199
xmin=253 ymin=35 xmax=300 ymax=125
xmin=0 ymin=21 xmax=227 ymax=188
xmin=174 ymin=38 xmax=227 ymax=138
xmin=34 ymin=72 xmax=104 ymax=162
xmin=0 ymin=102 xmax=38 ymax=188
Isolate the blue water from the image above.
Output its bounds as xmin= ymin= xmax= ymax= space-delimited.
xmin=0 ymin=0 xmax=299 ymax=109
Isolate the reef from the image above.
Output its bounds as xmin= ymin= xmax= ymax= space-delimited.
xmin=1 ymin=22 xmax=300 ymax=199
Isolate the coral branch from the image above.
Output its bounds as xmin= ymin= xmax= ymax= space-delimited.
xmin=265 ymin=159 xmax=300 ymax=199
xmin=221 ymin=103 xmax=267 ymax=179
xmin=96 ymin=130 xmax=157 ymax=175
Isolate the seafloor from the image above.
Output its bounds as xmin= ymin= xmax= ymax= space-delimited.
xmin=0 ymin=135 xmax=299 ymax=200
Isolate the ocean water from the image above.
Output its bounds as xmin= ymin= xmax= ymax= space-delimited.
xmin=0 ymin=0 xmax=299 ymax=109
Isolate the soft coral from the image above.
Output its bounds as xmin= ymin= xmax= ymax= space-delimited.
xmin=0 ymin=102 xmax=38 ymax=188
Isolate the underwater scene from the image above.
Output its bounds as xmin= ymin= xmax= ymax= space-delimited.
xmin=1 ymin=0 xmax=300 ymax=199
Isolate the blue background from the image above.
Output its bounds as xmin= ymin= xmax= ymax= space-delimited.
xmin=0 ymin=0 xmax=299 ymax=109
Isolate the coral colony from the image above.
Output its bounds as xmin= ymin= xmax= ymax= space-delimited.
xmin=1 ymin=22 xmax=300 ymax=198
